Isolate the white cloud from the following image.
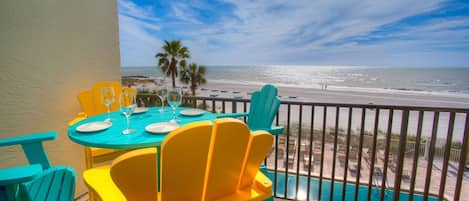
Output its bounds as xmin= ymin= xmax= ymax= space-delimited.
xmin=171 ymin=2 xmax=203 ymax=24
xmin=119 ymin=0 xmax=469 ymax=67
xmin=179 ymin=0 xmax=453 ymax=65
xmin=118 ymin=0 xmax=162 ymax=66
xmin=119 ymin=0 xmax=160 ymax=23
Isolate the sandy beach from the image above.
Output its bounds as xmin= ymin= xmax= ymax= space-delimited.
xmin=198 ymin=81 xmax=469 ymax=108
xmin=131 ymin=78 xmax=469 ymax=142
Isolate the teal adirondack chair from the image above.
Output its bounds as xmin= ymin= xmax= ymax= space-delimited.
xmin=0 ymin=132 xmax=76 ymax=201
xmin=216 ymin=84 xmax=284 ymax=135
xmin=216 ymin=84 xmax=283 ymax=201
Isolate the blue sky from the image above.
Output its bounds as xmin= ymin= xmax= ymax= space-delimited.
xmin=118 ymin=0 xmax=469 ymax=67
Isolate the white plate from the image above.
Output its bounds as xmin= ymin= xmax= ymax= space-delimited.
xmin=180 ymin=109 xmax=205 ymax=117
xmin=76 ymin=121 xmax=112 ymax=133
xmin=133 ymin=107 xmax=148 ymax=114
xmin=145 ymin=122 xmax=179 ymax=134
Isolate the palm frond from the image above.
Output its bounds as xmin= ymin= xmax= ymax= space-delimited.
xmin=155 ymin=52 xmax=167 ymax=58
xmin=180 ymin=59 xmax=187 ymax=68
xmin=198 ymin=66 xmax=207 ymax=74
xmin=155 ymin=40 xmax=193 ymax=88
xmin=179 ymin=47 xmax=190 ymax=58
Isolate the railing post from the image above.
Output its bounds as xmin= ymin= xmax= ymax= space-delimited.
xmin=438 ymin=112 xmax=455 ymax=200
xmin=306 ymin=105 xmax=315 ymax=201
xmin=409 ymin=110 xmax=424 ymax=201
xmin=424 ymin=136 xmax=430 ymax=160
xmin=423 ymin=111 xmax=440 ymax=201
xmin=380 ymin=109 xmax=394 ymax=201
xmin=284 ymin=104 xmax=291 ymax=199
xmin=392 ymin=110 xmax=409 ymax=201
xmin=342 ymin=107 xmax=353 ymax=201
xmin=454 ymin=113 xmax=469 ymax=201
xmin=232 ymin=100 xmax=237 ymax=113
xmin=318 ymin=106 xmax=327 ymax=201
xmin=353 ymin=107 xmax=366 ymax=201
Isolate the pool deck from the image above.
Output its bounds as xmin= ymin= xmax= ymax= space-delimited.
xmin=266 ymin=142 xmax=469 ymax=201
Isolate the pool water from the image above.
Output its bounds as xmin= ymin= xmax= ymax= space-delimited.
xmin=266 ymin=171 xmax=440 ymax=201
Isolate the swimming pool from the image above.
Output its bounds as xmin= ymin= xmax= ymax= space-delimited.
xmin=266 ymin=171 xmax=440 ymax=201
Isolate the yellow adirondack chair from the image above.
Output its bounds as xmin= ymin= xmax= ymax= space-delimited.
xmin=83 ymin=118 xmax=274 ymax=201
xmin=69 ymin=81 xmax=136 ymax=201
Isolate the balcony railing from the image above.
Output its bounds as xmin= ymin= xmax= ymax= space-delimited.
xmin=138 ymin=93 xmax=469 ymax=201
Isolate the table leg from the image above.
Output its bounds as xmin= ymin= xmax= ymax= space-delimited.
xmin=157 ymin=145 xmax=161 ymax=192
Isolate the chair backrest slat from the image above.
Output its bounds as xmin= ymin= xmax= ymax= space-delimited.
xmin=45 ymin=171 xmax=64 ymax=201
xmin=19 ymin=167 xmax=76 ymax=201
xmin=239 ymin=130 xmax=274 ymax=189
xmin=160 ymin=121 xmax=212 ymax=201
xmin=77 ymin=90 xmax=94 ymax=115
xmin=110 ymin=148 xmax=158 ymax=201
xmin=57 ymin=169 xmax=76 ymax=201
xmin=30 ymin=171 xmax=54 ymax=201
xmin=247 ymin=84 xmax=280 ymax=131
xmin=203 ymin=118 xmax=251 ymax=201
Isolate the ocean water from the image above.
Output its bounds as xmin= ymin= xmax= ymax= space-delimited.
xmin=121 ymin=65 xmax=469 ymax=97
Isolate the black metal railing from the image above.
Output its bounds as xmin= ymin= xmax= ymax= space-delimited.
xmin=138 ymin=93 xmax=469 ymax=201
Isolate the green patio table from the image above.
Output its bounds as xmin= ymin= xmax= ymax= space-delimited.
xmin=68 ymin=107 xmax=217 ymax=149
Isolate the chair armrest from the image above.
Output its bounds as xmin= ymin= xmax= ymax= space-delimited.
xmin=267 ymin=126 xmax=284 ymax=135
xmin=251 ymin=126 xmax=284 ymax=136
xmin=0 ymin=132 xmax=57 ymax=147
xmin=253 ymin=171 xmax=272 ymax=193
xmin=68 ymin=112 xmax=88 ymax=126
xmin=215 ymin=112 xmax=249 ymax=119
xmin=0 ymin=164 xmax=42 ymax=185
xmin=83 ymin=166 xmax=126 ymax=201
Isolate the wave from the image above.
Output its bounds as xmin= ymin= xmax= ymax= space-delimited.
xmin=121 ymin=66 xmax=469 ymax=98
xmin=208 ymin=79 xmax=469 ymax=98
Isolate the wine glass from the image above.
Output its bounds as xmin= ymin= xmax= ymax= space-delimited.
xmin=167 ymin=87 xmax=182 ymax=123
xmin=155 ymin=79 xmax=168 ymax=112
xmin=119 ymin=91 xmax=137 ymax=134
xmin=100 ymin=86 xmax=115 ymax=122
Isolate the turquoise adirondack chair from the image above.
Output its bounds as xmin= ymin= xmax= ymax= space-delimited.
xmin=217 ymin=84 xmax=284 ymax=135
xmin=0 ymin=132 xmax=76 ymax=201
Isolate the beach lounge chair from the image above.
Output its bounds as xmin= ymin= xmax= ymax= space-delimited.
xmin=373 ymin=167 xmax=384 ymax=178
xmin=303 ymin=152 xmax=314 ymax=171
xmin=288 ymin=153 xmax=296 ymax=167
xmin=0 ymin=132 xmax=76 ymax=201
xmin=278 ymin=136 xmax=286 ymax=146
xmin=215 ymin=84 xmax=284 ymax=135
xmin=338 ymin=154 xmax=346 ymax=167
xmin=349 ymin=163 xmax=359 ymax=177
xmin=83 ymin=118 xmax=273 ymax=201
xmin=402 ymin=167 xmax=411 ymax=181
xmin=349 ymin=150 xmax=358 ymax=161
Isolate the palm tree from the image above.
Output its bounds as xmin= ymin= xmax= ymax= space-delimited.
xmin=180 ymin=63 xmax=207 ymax=96
xmin=155 ymin=40 xmax=190 ymax=88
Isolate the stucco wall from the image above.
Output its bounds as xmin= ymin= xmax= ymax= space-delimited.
xmin=0 ymin=0 xmax=121 ymax=196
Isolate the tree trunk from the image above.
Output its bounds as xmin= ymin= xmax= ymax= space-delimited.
xmin=170 ymin=58 xmax=177 ymax=88
xmin=171 ymin=72 xmax=176 ymax=88
xmin=191 ymin=79 xmax=196 ymax=96
xmin=191 ymin=86 xmax=196 ymax=96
